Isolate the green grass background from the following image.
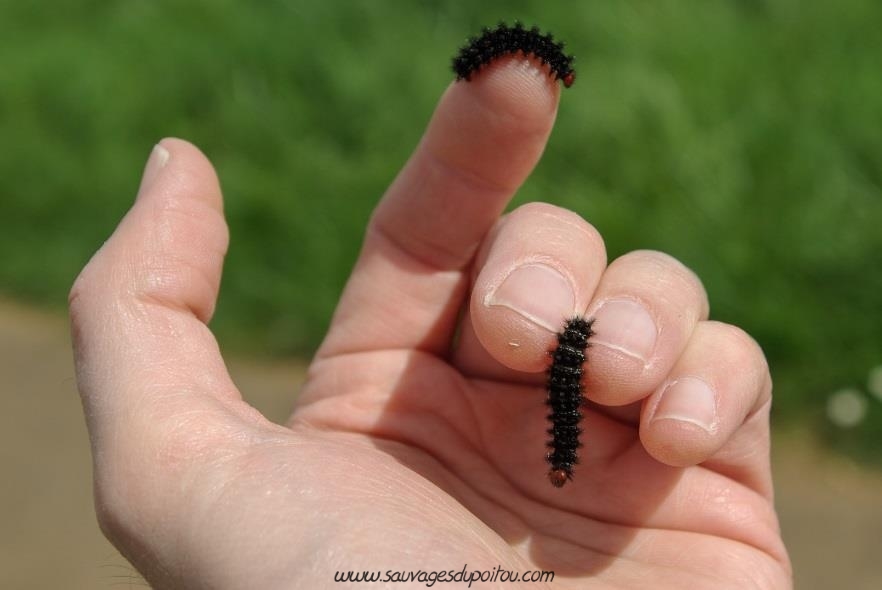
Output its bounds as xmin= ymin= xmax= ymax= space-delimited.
xmin=1 ymin=0 xmax=880 ymax=460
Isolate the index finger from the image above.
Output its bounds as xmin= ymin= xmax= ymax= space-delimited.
xmin=317 ymin=56 xmax=562 ymax=359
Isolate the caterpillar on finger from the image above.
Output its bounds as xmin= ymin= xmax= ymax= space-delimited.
xmin=546 ymin=317 xmax=594 ymax=487
xmin=452 ymin=22 xmax=576 ymax=88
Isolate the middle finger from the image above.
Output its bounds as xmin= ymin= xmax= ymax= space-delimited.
xmin=584 ymin=250 xmax=709 ymax=406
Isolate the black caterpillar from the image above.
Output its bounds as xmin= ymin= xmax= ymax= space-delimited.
xmin=546 ymin=317 xmax=594 ymax=487
xmin=452 ymin=22 xmax=576 ymax=88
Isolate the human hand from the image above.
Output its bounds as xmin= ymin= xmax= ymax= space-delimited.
xmin=70 ymin=57 xmax=791 ymax=588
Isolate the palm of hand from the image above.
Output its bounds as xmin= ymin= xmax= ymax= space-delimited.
xmin=257 ymin=349 xmax=785 ymax=589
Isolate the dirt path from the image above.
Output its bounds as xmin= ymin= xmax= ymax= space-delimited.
xmin=1 ymin=298 xmax=879 ymax=589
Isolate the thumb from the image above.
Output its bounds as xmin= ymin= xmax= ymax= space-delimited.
xmin=69 ymin=139 xmax=261 ymax=506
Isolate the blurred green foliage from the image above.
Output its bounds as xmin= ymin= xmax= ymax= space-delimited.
xmin=1 ymin=1 xmax=880 ymax=459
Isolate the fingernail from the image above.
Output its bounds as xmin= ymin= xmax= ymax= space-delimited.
xmin=137 ymin=143 xmax=170 ymax=199
xmin=484 ymin=263 xmax=575 ymax=332
xmin=652 ymin=377 xmax=718 ymax=432
xmin=591 ymin=298 xmax=657 ymax=363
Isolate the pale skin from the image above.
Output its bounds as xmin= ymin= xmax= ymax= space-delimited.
xmin=70 ymin=57 xmax=792 ymax=589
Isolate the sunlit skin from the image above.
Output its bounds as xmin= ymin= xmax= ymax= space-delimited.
xmin=70 ymin=58 xmax=791 ymax=588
